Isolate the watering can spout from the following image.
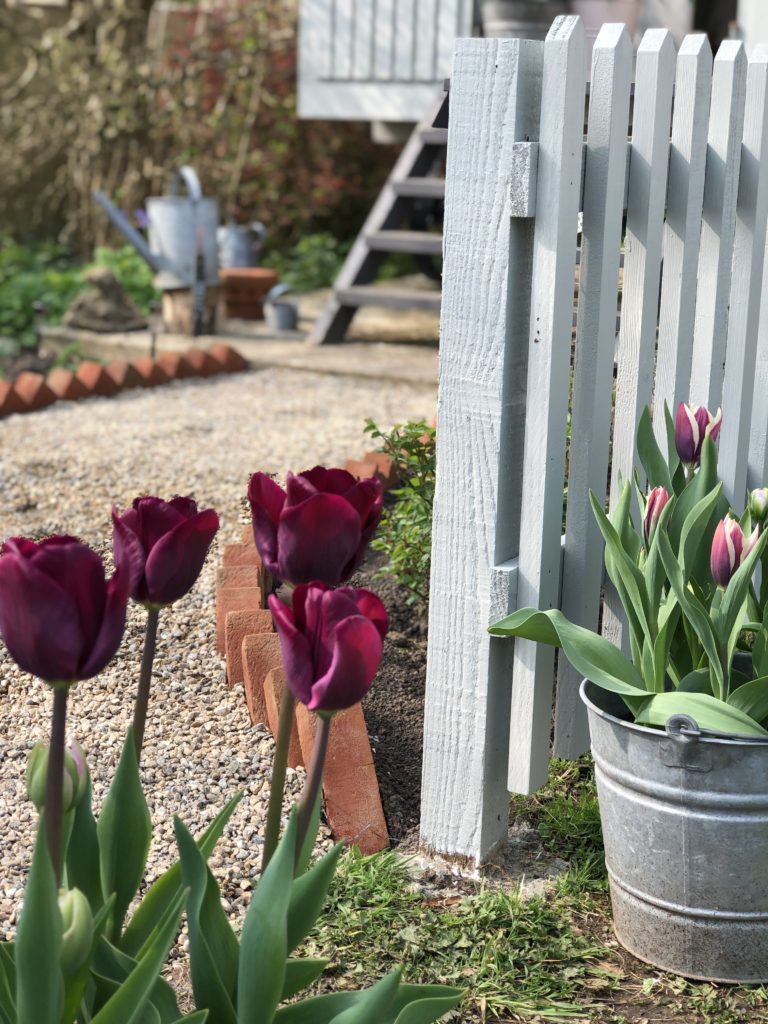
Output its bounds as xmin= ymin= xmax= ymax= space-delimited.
xmin=93 ymin=191 xmax=163 ymax=273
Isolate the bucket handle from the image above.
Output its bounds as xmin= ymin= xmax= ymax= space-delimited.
xmin=665 ymin=714 xmax=701 ymax=743
xmin=170 ymin=165 xmax=203 ymax=202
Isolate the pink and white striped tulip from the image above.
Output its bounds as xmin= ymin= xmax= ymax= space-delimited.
xmin=674 ymin=403 xmax=722 ymax=467
xmin=710 ymin=516 xmax=759 ymax=588
xmin=643 ymin=486 xmax=670 ymax=544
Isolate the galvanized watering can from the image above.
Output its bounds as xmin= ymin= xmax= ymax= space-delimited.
xmin=217 ymin=220 xmax=267 ymax=269
xmin=94 ymin=166 xmax=219 ymax=290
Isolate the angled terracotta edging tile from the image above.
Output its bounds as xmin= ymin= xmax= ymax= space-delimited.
xmin=105 ymin=359 xmax=144 ymax=390
xmin=133 ymin=357 xmax=170 ymax=388
xmin=76 ymin=361 xmax=119 ymax=397
xmin=208 ymin=343 xmax=249 ymax=373
xmin=0 ymin=380 xmax=27 ymax=417
xmin=225 ymin=608 xmax=273 ymax=689
xmin=14 ymin=372 xmax=57 ymax=411
xmin=47 ymin=368 xmax=90 ymax=401
xmin=186 ymin=348 xmax=221 ymax=378
xmin=157 ymin=352 xmax=196 ymax=380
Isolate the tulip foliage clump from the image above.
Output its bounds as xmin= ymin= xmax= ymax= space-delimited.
xmin=491 ymin=402 xmax=768 ymax=738
xmin=0 ymin=474 xmax=462 ymax=1024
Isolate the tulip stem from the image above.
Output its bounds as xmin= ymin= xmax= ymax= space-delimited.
xmin=262 ymin=687 xmax=296 ymax=872
xmin=133 ymin=606 xmax=160 ymax=762
xmin=295 ymin=713 xmax=332 ymax=870
xmin=45 ymin=686 xmax=68 ymax=884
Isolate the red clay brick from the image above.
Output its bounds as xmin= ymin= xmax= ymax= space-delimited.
xmin=105 ymin=359 xmax=144 ymax=390
xmin=223 ymin=543 xmax=262 ymax=568
xmin=225 ymin=608 xmax=273 ymax=688
xmin=133 ymin=357 xmax=170 ymax=388
xmin=240 ymin=524 xmax=255 ymax=545
xmin=46 ymin=367 xmax=90 ymax=401
xmin=13 ymin=372 xmax=57 ymax=411
xmin=263 ymin=667 xmax=302 ymax=768
xmin=216 ymin=565 xmax=261 ymax=589
xmin=156 ymin=352 xmax=196 ymax=380
xmin=296 ymin=703 xmax=388 ymax=855
xmin=216 ymin=585 xmax=264 ymax=654
xmin=242 ymin=632 xmax=282 ymax=725
xmin=344 ymin=458 xmax=379 ymax=483
xmin=208 ymin=343 xmax=248 ymax=373
xmin=362 ymin=451 xmax=400 ymax=490
xmin=0 ymin=381 xmax=27 ymax=417
xmin=76 ymin=361 xmax=118 ymax=397
xmin=185 ymin=348 xmax=221 ymax=378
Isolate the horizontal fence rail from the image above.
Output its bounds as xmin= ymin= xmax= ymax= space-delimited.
xmin=422 ymin=16 xmax=768 ymax=864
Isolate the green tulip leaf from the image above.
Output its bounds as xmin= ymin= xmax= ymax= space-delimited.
xmin=236 ymin=810 xmax=298 ymax=1024
xmin=168 ymin=1014 xmax=209 ymax=1023
xmin=66 ymin=774 xmax=103 ymax=911
xmin=637 ymin=406 xmax=673 ymax=494
xmin=645 ymin=498 xmax=676 ymax=617
xmin=720 ymin=531 xmax=768 ymax=676
xmin=121 ymin=792 xmax=242 ymax=957
xmin=489 ymin=607 xmax=648 ymax=702
xmin=754 ymin=608 xmax=768 ymax=679
xmin=98 ymin=729 xmax=152 ymax=943
xmin=60 ymin=895 xmax=115 ymax=1024
xmin=174 ymin=818 xmax=238 ymax=1023
xmin=668 ymin=435 xmax=720 ymax=582
xmin=273 ymin=984 xmax=464 ymax=1024
xmin=676 ymin=668 xmax=713 ymax=694
xmin=391 ymin=986 xmax=465 ymax=1024
xmin=0 ymin=943 xmax=15 ymax=1024
xmin=727 ymin=675 xmax=768 ymax=726
xmin=89 ymin=887 xmax=186 ymax=1024
xmin=663 ymin=402 xmax=682 ymax=487
xmin=287 ymin=843 xmax=344 ymax=954
xmin=678 ymin=484 xmax=722 ymax=584
xmin=295 ymin=787 xmax=323 ymax=877
xmin=281 ymin=959 xmax=328 ymax=1001
xmin=15 ymin=820 xmax=63 ymax=1024
xmin=327 ymin=969 xmax=402 ymax=1023
xmin=635 ymin=691 xmax=768 ymax=737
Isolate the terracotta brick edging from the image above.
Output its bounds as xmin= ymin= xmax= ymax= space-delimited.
xmin=0 ymin=343 xmax=249 ymax=420
xmin=218 ymin=526 xmax=389 ymax=855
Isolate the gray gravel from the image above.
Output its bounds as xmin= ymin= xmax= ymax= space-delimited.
xmin=0 ymin=368 xmax=436 ymax=992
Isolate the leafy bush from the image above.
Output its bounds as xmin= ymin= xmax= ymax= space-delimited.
xmin=268 ymin=232 xmax=350 ymax=292
xmin=84 ymin=246 xmax=159 ymax=313
xmin=364 ymin=418 xmax=436 ymax=613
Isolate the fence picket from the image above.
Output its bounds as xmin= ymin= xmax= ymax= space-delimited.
xmin=603 ymin=28 xmax=675 ymax=649
xmin=394 ymin=0 xmax=417 ymax=80
xmin=352 ymin=0 xmax=374 ymax=79
xmin=750 ymin=173 xmax=768 ymax=489
xmin=553 ymin=24 xmax=633 ymax=759
xmin=420 ymin=36 xmax=543 ymax=863
xmin=652 ymin=34 xmax=712 ymax=442
xmin=689 ymin=41 xmax=747 ymax=409
xmin=719 ymin=48 xmax=768 ymax=505
xmin=507 ymin=16 xmax=585 ymax=794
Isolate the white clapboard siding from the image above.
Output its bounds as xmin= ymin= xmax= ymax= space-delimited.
xmin=419 ymin=36 xmax=544 ymax=863
xmin=553 ymin=24 xmax=633 ymax=760
xmin=652 ymin=34 xmax=712 ymax=444
xmin=689 ymin=42 xmax=748 ymax=409
xmin=507 ymin=17 xmax=586 ymax=794
xmin=298 ymin=0 xmax=472 ymax=121
xmin=718 ymin=49 xmax=768 ymax=504
xmin=423 ymin=25 xmax=768 ymax=864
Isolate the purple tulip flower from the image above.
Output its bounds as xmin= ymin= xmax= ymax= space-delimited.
xmin=0 ymin=536 xmax=130 ymax=684
xmin=674 ymin=402 xmax=722 ymax=467
xmin=248 ymin=467 xmax=383 ymax=586
xmin=112 ymin=495 xmax=219 ymax=607
xmin=269 ymin=583 xmax=388 ymax=713
xmin=643 ymin=486 xmax=670 ymax=544
xmin=710 ymin=516 xmax=759 ymax=588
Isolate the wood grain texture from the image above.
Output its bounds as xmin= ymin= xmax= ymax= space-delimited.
xmin=507 ymin=16 xmax=586 ymax=794
xmin=652 ymin=33 xmax=712 ymax=443
xmin=689 ymin=41 xmax=747 ymax=409
xmin=719 ymin=46 xmax=768 ymax=504
xmin=420 ymin=36 xmax=543 ymax=862
xmin=553 ymin=23 xmax=632 ymax=759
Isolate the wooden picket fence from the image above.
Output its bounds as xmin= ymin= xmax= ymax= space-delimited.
xmin=421 ymin=16 xmax=768 ymax=864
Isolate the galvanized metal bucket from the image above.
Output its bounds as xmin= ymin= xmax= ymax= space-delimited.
xmin=580 ymin=679 xmax=768 ymax=983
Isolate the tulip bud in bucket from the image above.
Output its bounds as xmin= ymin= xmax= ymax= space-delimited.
xmin=264 ymin=283 xmax=298 ymax=331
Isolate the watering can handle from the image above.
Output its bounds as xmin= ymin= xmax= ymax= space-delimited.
xmin=170 ymin=166 xmax=203 ymax=201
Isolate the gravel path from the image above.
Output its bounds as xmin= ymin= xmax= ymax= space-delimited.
xmin=0 ymin=367 xmax=436 ymax=993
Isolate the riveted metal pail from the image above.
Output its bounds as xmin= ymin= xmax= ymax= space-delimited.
xmin=581 ymin=679 xmax=768 ymax=982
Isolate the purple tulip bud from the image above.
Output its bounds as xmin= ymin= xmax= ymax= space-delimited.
xmin=248 ymin=467 xmax=383 ymax=586
xmin=750 ymin=487 xmax=768 ymax=526
xmin=0 ymin=536 xmax=130 ymax=685
xmin=643 ymin=486 xmax=670 ymax=544
xmin=269 ymin=583 xmax=388 ymax=712
xmin=674 ymin=402 xmax=722 ymax=467
xmin=710 ymin=516 xmax=759 ymax=588
xmin=112 ymin=495 xmax=219 ymax=607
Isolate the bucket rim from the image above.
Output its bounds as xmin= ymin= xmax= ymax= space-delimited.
xmin=579 ymin=678 xmax=768 ymax=747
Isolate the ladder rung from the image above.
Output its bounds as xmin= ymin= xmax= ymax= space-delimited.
xmin=392 ymin=177 xmax=446 ymax=200
xmin=419 ymin=127 xmax=448 ymax=146
xmin=366 ymin=230 xmax=443 ymax=255
xmin=336 ymin=286 xmax=441 ymax=311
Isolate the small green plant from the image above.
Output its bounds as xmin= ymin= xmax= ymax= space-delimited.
xmin=364 ymin=417 xmax=436 ymax=613
xmin=52 ymin=341 xmax=92 ymax=373
xmin=268 ymin=232 xmax=351 ymax=292
xmin=84 ymin=246 xmax=159 ymax=313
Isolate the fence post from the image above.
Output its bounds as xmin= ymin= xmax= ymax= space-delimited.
xmin=420 ymin=35 xmax=543 ymax=863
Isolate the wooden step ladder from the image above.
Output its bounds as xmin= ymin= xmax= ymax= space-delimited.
xmin=308 ymin=91 xmax=448 ymax=345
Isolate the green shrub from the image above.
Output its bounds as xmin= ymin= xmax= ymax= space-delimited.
xmin=364 ymin=418 xmax=436 ymax=613
xmin=84 ymin=246 xmax=159 ymax=313
xmin=268 ymin=232 xmax=351 ymax=292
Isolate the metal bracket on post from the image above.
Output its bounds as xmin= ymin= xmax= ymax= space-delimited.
xmin=509 ymin=141 xmax=539 ymax=218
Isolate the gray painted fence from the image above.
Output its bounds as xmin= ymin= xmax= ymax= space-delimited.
xmin=421 ymin=16 xmax=768 ymax=864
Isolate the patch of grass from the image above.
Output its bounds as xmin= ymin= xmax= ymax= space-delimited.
xmin=301 ymin=848 xmax=616 ymax=1021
